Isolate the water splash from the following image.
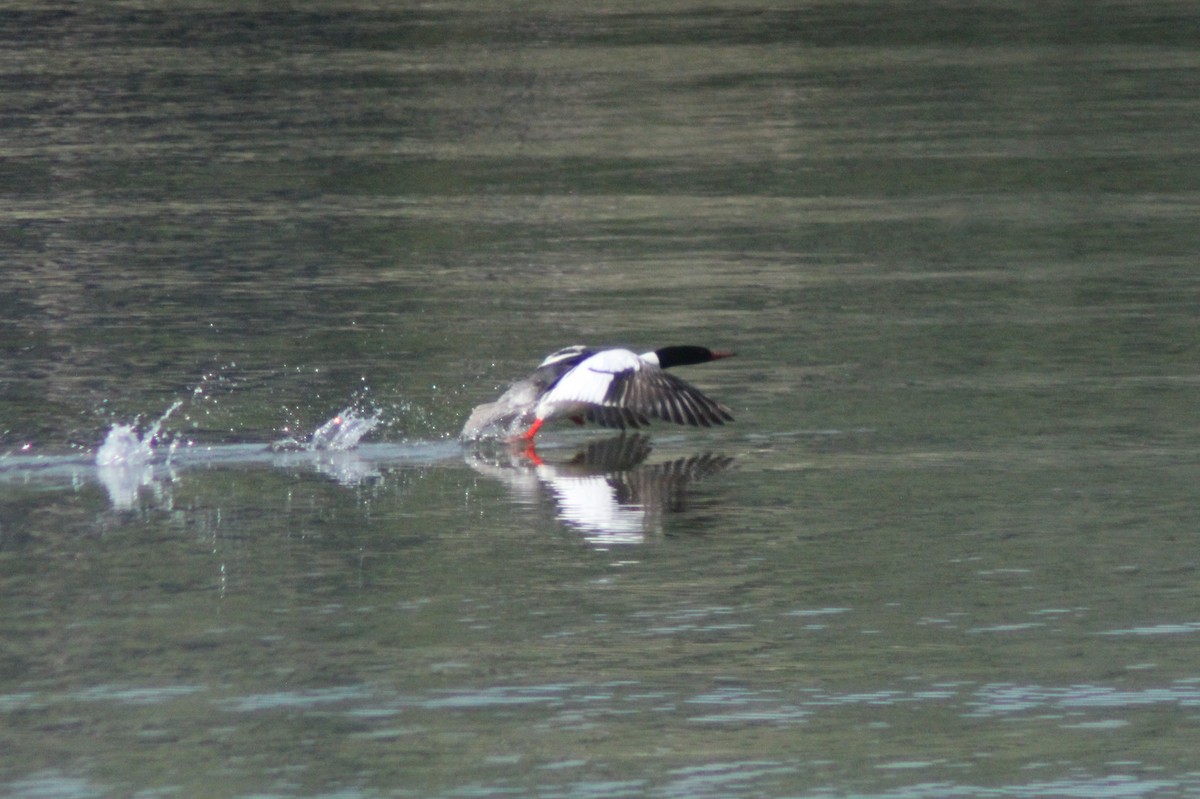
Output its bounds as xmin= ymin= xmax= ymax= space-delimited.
xmin=261 ymin=406 xmax=384 ymax=487
xmin=308 ymin=407 xmax=381 ymax=451
xmin=93 ymin=401 xmax=183 ymax=510
xmin=271 ymin=406 xmax=381 ymax=452
xmin=95 ymin=400 xmax=183 ymax=467
xmin=94 ymin=425 xmax=148 ymax=468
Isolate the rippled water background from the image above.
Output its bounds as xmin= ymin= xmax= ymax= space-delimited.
xmin=4 ymin=3 xmax=1200 ymax=797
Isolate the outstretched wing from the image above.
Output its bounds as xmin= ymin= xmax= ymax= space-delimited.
xmin=604 ymin=366 xmax=734 ymax=428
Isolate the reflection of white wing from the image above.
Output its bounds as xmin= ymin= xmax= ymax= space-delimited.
xmin=536 ymin=470 xmax=648 ymax=546
xmin=465 ymin=435 xmax=733 ymax=547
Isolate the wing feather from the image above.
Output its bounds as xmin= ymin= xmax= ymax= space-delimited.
xmin=628 ymin=368 xmax=732 ymax=427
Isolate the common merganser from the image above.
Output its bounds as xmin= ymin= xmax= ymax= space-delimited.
xmin=465 ymin=343 xmax=734 ymax=441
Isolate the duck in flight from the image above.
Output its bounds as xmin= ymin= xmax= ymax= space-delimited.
xmin=461 ymin=345 xmax=735 ymax=442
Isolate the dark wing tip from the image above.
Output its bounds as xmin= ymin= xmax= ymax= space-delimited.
xmin=631 ymin=370 xmax=734 ymax=428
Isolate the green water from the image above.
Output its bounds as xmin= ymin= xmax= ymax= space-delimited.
xmin=3 ymin=3 xmax=1200 ymax=797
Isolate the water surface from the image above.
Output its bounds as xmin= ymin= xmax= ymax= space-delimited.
xmin=3 ymin=3 xmax=1200 ymax=797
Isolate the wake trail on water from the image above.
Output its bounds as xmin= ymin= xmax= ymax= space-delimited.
xmin=0 ymin=363 xmax=476 ymax=511
xmin=94 ymin=403 xmax=383 ymax=467
xmin=79 ymin=398 xmax=460 ymax=509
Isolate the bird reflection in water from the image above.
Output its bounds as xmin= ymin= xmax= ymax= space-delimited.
xmin=466 ymin=435 xmax=734 ymax=546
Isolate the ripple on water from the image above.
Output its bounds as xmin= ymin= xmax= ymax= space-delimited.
xmin=657 ymin=761 xmax=798 ymax=798
xmin=69 ymin=684 xmax=204 ymax=705
xmin=684 ymin=686 xmax=809 ymax=725
xmin=628 ymin=605 xmax=753 ymax=636
xmin=4 ymin=772 xmax=108 ymax=799
xmin=814 ymin=775 xmax=1189 ymax=799
xmin=221 ymin=684 xmax=374 ymax=712
xmin=1099 ymin=621 xmax=1200 ymax=636
xmin=421 ymin=684 xmax=576 ymax=709
xmin=964 ymin=681 xmax=1200 ymax=718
